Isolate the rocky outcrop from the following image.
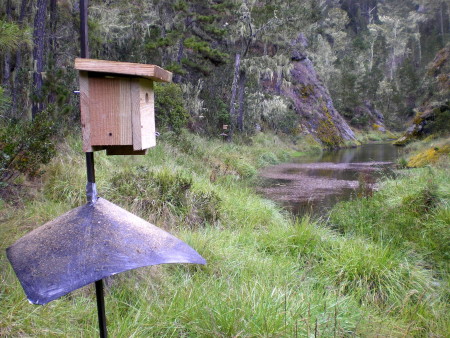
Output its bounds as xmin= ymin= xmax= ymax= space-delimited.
xmin=351 ymin=100 xmax=386 ymax=132
xmin=264 ymin=54 xmax=357 ymax=148
xmin=285 ymin=57 xmax=357 ymax=147
xmin=394 ymin=44 xmax=450 ymax=145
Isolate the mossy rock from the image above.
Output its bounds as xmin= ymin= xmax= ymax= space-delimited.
xmin=393 ymin=135 xmax=409 ymax=146
xmin=407 ymin=144 xmax=450 ymax=167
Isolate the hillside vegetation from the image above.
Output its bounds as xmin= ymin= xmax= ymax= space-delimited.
xmin=1 ymin=0 xmax=449 ymax=144
xmin=1 ymin=133 xmax=449 ymax=336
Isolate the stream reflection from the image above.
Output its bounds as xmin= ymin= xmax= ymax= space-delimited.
xmin=259 ymin=143 xmax=402 ymax=217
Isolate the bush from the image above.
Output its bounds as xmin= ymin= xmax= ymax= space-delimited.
xmin=0 ymin=113 xmax=56 ymax=183
xmin=154 ymin=83 xmax=190 ymax=133
xmin=109 ymin=167 xmax=221 ymax=228
xmin=0 ymin=86 xmax=10 ymax=114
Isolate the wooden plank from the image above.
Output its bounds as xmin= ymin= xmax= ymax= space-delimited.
xmin=89 ymin=77 xmax=132 ymax=146
xmin=106 ymin=146 xmax=148 ymax=155
xmin=132 ymin=78 xmax=155 ymax=150
xmin=75 ymin=58 xmax=172 ymax=83
xmin=79 ymin=71 xmax=93 ymax=152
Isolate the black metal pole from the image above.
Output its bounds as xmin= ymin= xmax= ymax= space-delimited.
xmin=80 ymin=1 xmax=106 ymax=337
xmin=80 ymin=0 xmax=89 ymax=59
xmin=95 ymin=280 xmax=107 ymax=338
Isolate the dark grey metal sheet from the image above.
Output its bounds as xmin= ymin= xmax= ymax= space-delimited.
xmin=6 ymin=198 xmax=206 ymax=305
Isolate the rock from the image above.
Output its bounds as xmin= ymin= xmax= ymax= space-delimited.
xmin=279 ymin=56 xmax=357 ymax=147
xmin=394 ymin=45 xmax=449 ymax=145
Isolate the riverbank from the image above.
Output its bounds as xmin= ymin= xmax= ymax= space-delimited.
xmin=1 ymin=132 xmax=449 ymax=336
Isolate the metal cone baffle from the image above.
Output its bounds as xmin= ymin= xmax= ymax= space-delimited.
xmin=6 ymin=197 xmax=206 ymax=305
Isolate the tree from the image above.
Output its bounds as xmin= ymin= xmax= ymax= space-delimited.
xmin=31 ymin=0 xmax=48 ymax=119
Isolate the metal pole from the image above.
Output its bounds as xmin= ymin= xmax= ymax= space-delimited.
xmin=80 ymin=1 xmax=106 ymax=337
xmin=95 ymin=280 xmax=107 ymax=338
xmin=80 ymin=0 xmax=89 ymax=59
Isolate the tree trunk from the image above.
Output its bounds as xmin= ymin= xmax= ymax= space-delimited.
xmin=49 ymin=0 xmax=57 ymax=55
xmin=31 ymin=0 xmax=48 ymax=119
xmin=228 ymin=53 xmax=240 ymax=142
xmin=439 ymin=3 xmax=445 ymax=46
xmin=173 ymin=38 xmax=185 ymax=83
xmin=275 ymin=68 xmax=283 ymax=94
xmin=47 ymin=0 xmax=57 ymax=105
xmin=11 ymin=0 xmax=29 ymax=117
xmin=2 ymin=0 xmax=12 ymax=89
xmin=237 ymin=70 xmax=246 ymax=132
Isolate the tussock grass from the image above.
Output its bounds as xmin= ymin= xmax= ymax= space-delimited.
xmin=330 ymin=163 xmax=450 ymax=272
xmin=1 ymin=132 xmax=449 ymax=336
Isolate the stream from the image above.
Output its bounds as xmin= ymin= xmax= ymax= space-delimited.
xmin=258 ymin=143 xmax=403 ymax=217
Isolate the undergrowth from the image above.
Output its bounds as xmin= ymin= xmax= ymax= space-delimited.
xmin=1 ymin=132 xmax=449 ymax=336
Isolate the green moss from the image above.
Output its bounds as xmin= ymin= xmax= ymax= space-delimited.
xmin=315 ymin=105 xmax=344 ymax=148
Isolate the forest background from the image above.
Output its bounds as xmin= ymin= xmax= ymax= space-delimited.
xmin=1 ymin=1 xmax=450 ymax=336
xmin=1 ymin=0 xmax=449 ymax=164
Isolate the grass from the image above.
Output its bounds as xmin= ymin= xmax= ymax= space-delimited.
xmin=1 ymin=131 xmax=449 ymax=336
xmin=329 ymin=164 xmax=450 ymax=272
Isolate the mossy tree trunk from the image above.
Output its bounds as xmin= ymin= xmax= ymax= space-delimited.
xmin=31 ymin=0 xmax=48 ymax=119
xmin=11 ymin=0 xmax=30 ymax=117
xmin=2 ymin=0 xmax=12 ymax=90
xmin=228 ymin=53 xmax=240 ymax=142
xmin=237 ymin=69 xmax=246 ymax=132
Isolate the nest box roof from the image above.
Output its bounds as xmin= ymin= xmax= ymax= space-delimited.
xmin=75 ymin=58 xmax=172 ymax=82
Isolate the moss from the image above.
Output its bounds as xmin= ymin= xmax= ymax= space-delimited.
xmin=407 ymin=144 xmax=450 ymax=167
xmin=393 ymin=136 xmax=407 ymax=146
xmin=412 ymin=112 xmax=424 ymax=125
xmin=315 ymin=105 xmax=344 ymax=148
xmin=428 ymin=46 xmax=449 ymax=76
xmin=372 ymin=124 xmax=381 ymax=130
xmin=299 ymin=84 xmax=314 ymax=98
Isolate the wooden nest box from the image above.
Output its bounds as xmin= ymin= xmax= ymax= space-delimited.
xmin=74 ymin=58 xmax=172 ymax=155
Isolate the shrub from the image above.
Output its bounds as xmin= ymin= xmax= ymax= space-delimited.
xmin=0 ymin=86 xmax=10 ymax=114
xmin=154 ymin=83 xmax=190 ymax=133
xmin=0 ymin=113 xmax=56 ymax=183
xmin=109 ymin=167 xmax=221 ymax=228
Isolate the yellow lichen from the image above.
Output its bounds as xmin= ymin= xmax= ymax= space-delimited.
xmin=316 ymin=106 xmax=344 ymax=148
xmin=407 ymin=144 xmax=450 ymax=167
xmin=299 ymin=84 xmax=314 ymax=98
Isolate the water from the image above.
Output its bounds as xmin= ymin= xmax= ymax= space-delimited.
xmin=258 ymin=143 xmax=402 ymax=217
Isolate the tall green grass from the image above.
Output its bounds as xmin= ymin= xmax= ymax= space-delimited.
xmin=329 ymin=165 xmax=450 ymax=272
xmin=1 ymin=132 xmax=449 ymax=336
